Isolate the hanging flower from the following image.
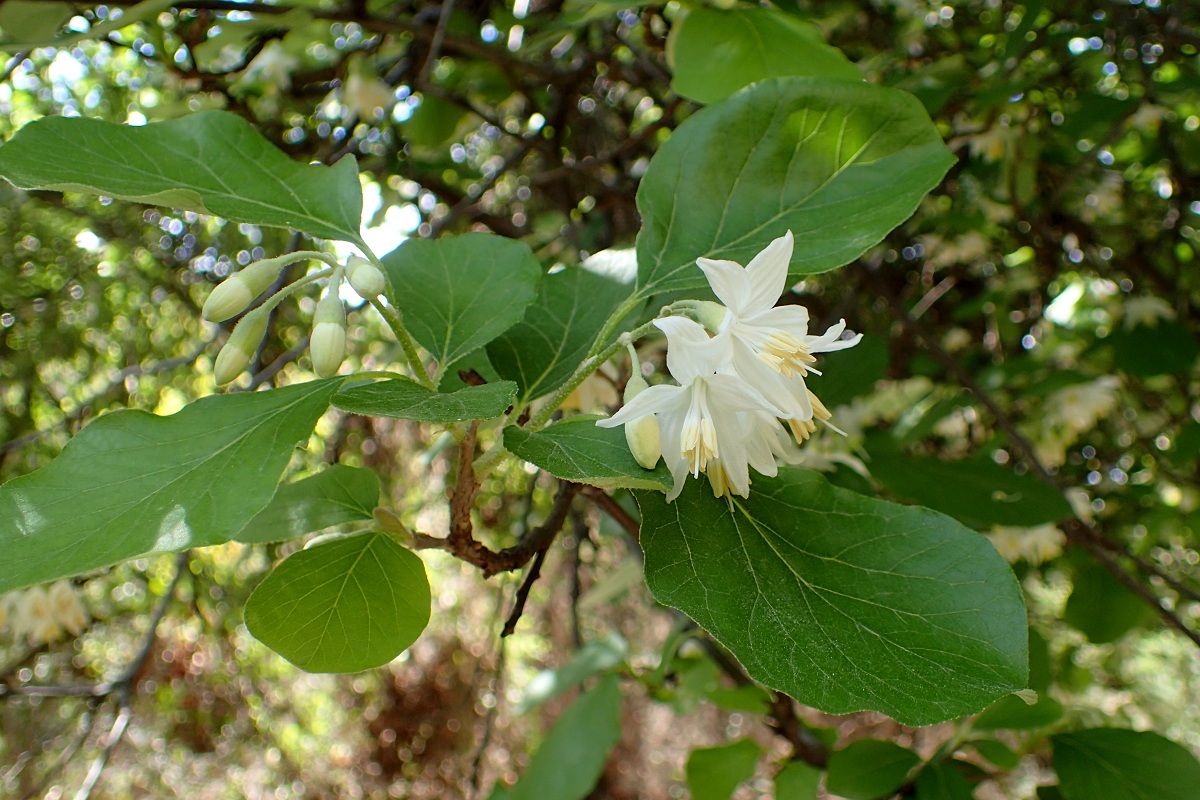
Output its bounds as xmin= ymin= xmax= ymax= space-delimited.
xmin=597 ymin=317 xmax=784 ymax=501
xmin=696 ymin=231 xmax=861 ymax=430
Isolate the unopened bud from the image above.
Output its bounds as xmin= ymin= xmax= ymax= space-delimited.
xmin=625 ymin=413 xmax=661 ymax=470
xmin=214 ymin=308 xmax=270 ymax=386
xmin=346 ymin=256 xmax=386 ymax=299
xmin=310 ymin=292 xmax=347 ymax=378
xmin=692 ymin=300 xmax=729 ymax=333
xmin=202 ymin=256 xmax=290 ymax=322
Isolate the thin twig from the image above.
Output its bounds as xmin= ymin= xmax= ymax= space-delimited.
xmin=501 ymin=547 xmax=549 ymax=638
xmin=417 ymin=0 xmax=456 ymax=89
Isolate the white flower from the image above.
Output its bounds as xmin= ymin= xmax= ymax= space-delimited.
xmin=1121 ymin=295 xmax=1175 ymax=330
xmin=697 ymin=231 xmax=861 ymax=425
xmin=16 ymin=586 xmax=63 ymax=646
xmin=48 ymin=581 xmax=88 ymax=636
xmin=597 ymin=317 xmax=784 ymax=500
xmin=987 ymin=524 xmax=1065 ymax=565
xmin=243 ymin=41 xmax=299 ymax=90
xmin=342 ymin=73 xmax=396 ymax=120
xmin=1047 ymin=377 xmax=1121 ymax=434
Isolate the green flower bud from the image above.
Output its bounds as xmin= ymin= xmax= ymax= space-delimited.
xmin=346 ymin=255 xmax=386 ymax=299
xmin=310 ymin=292 xmax=347 ymax=378
xmin=202 ymin=256 xmax=289 ymax=322
xmin=691 ymin=300 xmax=728 ymax=333
xmin=213 ymin=308 xmax=270 ymax=386
xmin=625 ymin=413 xmax=661 ymax=470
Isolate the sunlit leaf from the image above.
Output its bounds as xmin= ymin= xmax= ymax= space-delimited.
xmin=236 ymin=465 xmax=380 ymax=545
xmin=505 ymin=417 xmax=673 ymax=492
xmin=334 ymin=379 xmax=517 ymax=423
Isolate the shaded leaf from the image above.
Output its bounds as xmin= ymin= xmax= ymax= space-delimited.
xmin=0 ymin=380 xmax=341 ymax=593
xmin=973 ymin=693 xmax=1063 ymax=731
xmin=515 ymin=634 xmax=628 ymax=713
xmin=245 ymin=532 xmax=430 ymax=673
xmin=774 ymin=761 xmax=821 ymax=800
xmin=236 ymin=465 xmax=379 ymax=545
xmin=827 ymin=740 xmax=920 ymax=800
xmin=383 ymin=233 xmax=540 ymax=375
xmin=671 ymin=8 xmax=860 ymax=104
xmin=915 ymin=762 xmax=976 ymax=800
xmin=636 ymin=78 xmax=954 ymax=296
xmin=505 ymin=417 xmax=673 ymax=492
xmin=1053 ymin=729 xmax=1200 ymax=800
xmin=1064 ymin=564 xmax=1156 ymax=644
xmin=686 ymin=739 xmax=764 ymax=800
xmin=635 ymin=469 xmax=1027 ymax=725
xmin=0 ymin=112 xmax=363 ymax=244
xmin=334 ymin=379 xmax=517 ymax=424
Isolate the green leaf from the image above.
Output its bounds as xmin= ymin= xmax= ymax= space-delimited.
xmin=1110 ymin=321 xmax=1199 ymax=377
xmin=382 ymin=233 xmax=541 ymax=375
xmin=1053 ymin=729 xmax=1200 ymax=800
xmin=487 ymin=265 xmax=638 ymax=403
xmin=635 ymin=469 xmax=1028 ymax=725
xmin=244 ymin=532 xmax=430 ymax=673
xmin=0 ymin=112 xmax=364 ymax=244
xmin=826 ymin=740 xmax=920 ymax=800
xmin=0 ymin=380 xmax=340 ymax=594
xmin=235 ymin=465 xmax=379 ymax=545
xmin=504 ymin=417 xmax=673 ymax=492
xmin=507 ymin=675 xmax=623 ymax=800
xmin=867 ymin=441 xmax=1072 ymax=529
xmin=915 ymin=762 xmax=976 ymax=800
xmin=686 ymin=739 xmax=764 ymax=800
xmin=970 ymin=739 xmax=1021 ymax=770
xmin=0 ymin=0 xmax=73 ymax=42
xmin=670 ymin=8 xmax=860 ymax=104
xmin=515 ymin=634 xmax=628 ymax=713
xmin=1063 ymin=564 xmax=1156 ymax=644
xmin=811 ymin=334 xmax=889 ymax=408
xmin=973 ymin=693 xmax=1064 ymax=731
xmin=333 ymin=379 xmax=517 ymax=424
xmin=774 ymin=761 xmax=821 ymax=800
xmin=635 ymin=77 xmax=954 ymax=296
xmin=0 ymin=0 xmax=174 ymax=49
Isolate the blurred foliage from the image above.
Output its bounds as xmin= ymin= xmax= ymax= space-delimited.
xmin=1 ymin=0 xmax=1199 ymax=798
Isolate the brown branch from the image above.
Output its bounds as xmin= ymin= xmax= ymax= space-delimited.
xmin=501 ymin=547 xmax=549 ymax=638
xmin=581 ymin=485 xmax=640 ymax=541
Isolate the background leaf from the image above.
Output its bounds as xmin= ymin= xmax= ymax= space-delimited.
xmin=515 ymin=634 xmax=628 ymax=713
xmin=685 ymin=739 xmax=764 ymax=800
xmin=382 ymin=233 xmax=541 ymax=377
xmin=333 ymin=379 xmax=517 ymax=423
xmin=506 ymin=675 xmax=623 ymax=800
xmin=1063 ymin=564 xmax=1157 ymax=643
xmin=504 ymin=417 xmax=673 ymax=492
xmin=635 ymin=469 xmax=1028 ymax=725
xmin=244 ymin=532 xmax=431 ymax=673
xmin=235 ymin=464 xmax=379 ymax=545
xmin=635 ymin=77 xmax=955 ymax=296
xmin=0 ymin=380 xmax=340 ymax=593
xmin=914 ymin=762 xmax=976 ymax=800
xmin=774 ymin=761 xmax=821 ymax=800
xmin=487 ymin=265 xmax=638 ymax=404
xmin=826 ymin=740 xmax=920 ymax=800
xmin=973 ymin=693 xmax=1064 ymax=731
xmin=670 ymin=8 xmax=860 ymax=104
xmin=0 ymin=112 xmax=364 ymax=243
xmin=1052 ymin=728 xmax=1200 ymax=800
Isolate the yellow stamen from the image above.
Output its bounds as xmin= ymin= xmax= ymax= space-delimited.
xmin=682 ymin=417 xmax=718 ymax=475
xmin=788 ymin=417 xmax=817 ymax=443
xmin=754 ymin=331 xmax=817 ymax=378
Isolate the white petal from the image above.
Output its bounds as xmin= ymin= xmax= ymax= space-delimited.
xmin=806 ymin=320 xmax=863 ymax=353
xmin=705 ymin=372 xmax=786 ymax=416
xmin=596 ymin=383 xmax=683 ymax=427
xmin=742 ymin=231 xmax=793 ymax=315
xmin=746 ymin=304 xmax=809 ymax=336
xmin=696 ymin=257 xmax=751 ymax=313
xmin=656 ymin=316 xmax=731 ymax=383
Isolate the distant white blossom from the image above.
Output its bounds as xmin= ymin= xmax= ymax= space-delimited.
xmin=987 ymin=524 xmax=1066 ymax=565
xmin=1121 ymin=295 xmax=1175 ymax=330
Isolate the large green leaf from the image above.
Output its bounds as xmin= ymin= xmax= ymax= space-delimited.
xmin=1063 ymin=565 xmax=1156 ymax=643
xmin=0 ymin=112 xmax=364 ymax=244
xmin=670 ymin=8 xmax=860 ymax=104
xmin=0 ymin=380 xmax=341 ymax=593
xmin=826 ymin=740 xmax=920 ymax=800
xmin=635 ymin=78 xmax=954 ymax=296
xmin=333 ymin=379 xmax=517 ymax=423
xmin=686 ymin=739 xmax=764 ymax=800
xmin=235 ymin=465 xmax=380 ymax=545
xmin=1052 ymin=729 xmax=1200 ymax=800
xmin=504 ymin=417 xmax=673 ymax=492
xmin=487 ymin=266 xmax=638 ymax=403
xmin=635 ymin=469 xmax=1027 ymax=725
xmin=867 ymin=440 xmax=1073 ymax=530
xmin=382 ymin=233 xmax=541 ymax=376
xmin=245 ymin=532 xmax=430 ymax=673
xmin=506 ymin=675 xmax=623 ymax=800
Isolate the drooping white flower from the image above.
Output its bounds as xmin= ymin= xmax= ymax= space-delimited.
xmin=47 ymin=580 xmax=88 ymax=636
xmin=243 ymin=41 xmax=300 ymax=91
xmin=597 ymin=317 xmax=783 ymax=501
xmin=696 ymin=231 xmax=861 ymax=425
xmin=987 ymin=524 xmax=1065 ymax=565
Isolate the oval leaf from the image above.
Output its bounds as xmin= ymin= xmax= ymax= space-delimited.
xmin=382 ymin=233 xmax=541 ymax=377
xmin=236 ymin=464 xmax=380 ymax=545
xmin=0 ymin=112 xmax=364 ymax=244
xmin=635 ymin=77 xmax=955 ymax=296
xmin=334 ymin=378 xmax=517 ymax=423
xmin=670 ymin=8 xmax=860 ymax=104
xmin=686 ymin=739 xmax=764 ymax=800
xmin=1052 ymin=729 xmax=1200 ymax=800
xmin=505 ymin=417 xmax=673 ymax=492
xmin=827 ymin=740 xmax=920 ymax=800
xmin=245 ymin=532 xmax=431 ymax=673
xmin=0 ymin=380 xmax=341 ymax=593
xmin=635 ymin=469 xmax=1028 ymax=725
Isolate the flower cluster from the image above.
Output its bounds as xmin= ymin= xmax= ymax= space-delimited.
xmin=599 ymin=232 xmax=861 ymax=501
xmin=1 ymin=581 xmax=89 ymax=646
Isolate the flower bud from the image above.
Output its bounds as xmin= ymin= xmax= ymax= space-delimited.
xmin=625 ymin=413 xmax=661 ymax=470
xmin=214 ymin=307 xmax=270 ymax=386
xmin=346 ymin=256 xmax=386 ymax=299
xmin=202 ymin=256 xmax=289 ymax=322
xmin=310 ymin=292 xmax=347 ymax=378
xmin=692 ymin=300 xmax=729 ymax=333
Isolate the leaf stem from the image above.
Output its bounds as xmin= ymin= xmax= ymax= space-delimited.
xmin=368 ymin=296 xmax=434 ymax=390
xmin=586 ymin=293 xmax=644 ymax=359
